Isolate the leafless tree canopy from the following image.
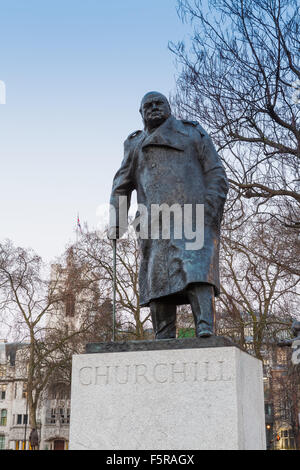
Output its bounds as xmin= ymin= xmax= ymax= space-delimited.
xmin=73 ymin=229 xmax=152 ymax=341
xmin=0 ymin=240 xmax=115 ymax=427
xmin=217 ymin=215 xmax=299 ymax=358
xmin=169 ymin=0 xmax=300 ymax=227
xmin=169 ymin=0 xmax=300 ymax=334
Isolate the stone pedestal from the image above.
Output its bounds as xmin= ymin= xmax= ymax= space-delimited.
xmin=69 ymin=338 xmax=266 ymax=450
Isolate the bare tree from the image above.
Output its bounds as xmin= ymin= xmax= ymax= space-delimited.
xmin=0 ymin=240 xmax=105 ymax=428
xmin=266 ymin=345 xmax=300 ymax=449
xmin=169 ymin=0 xmax=300 ymax=228
xmin=216 ymin=215 xmax=299 ymax=359
xmin=73 ymin=228 xmax=152 ymax=340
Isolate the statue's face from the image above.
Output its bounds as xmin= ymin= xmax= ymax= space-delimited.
xmin=140 ymin=93 xmax=171 ymax=130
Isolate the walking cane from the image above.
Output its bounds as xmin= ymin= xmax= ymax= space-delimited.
xmin=112 ymin=238 xmax=117 ymax=342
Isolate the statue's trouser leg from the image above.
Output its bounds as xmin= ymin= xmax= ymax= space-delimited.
xmin=186 ymin=284 xmax=215 ymax=337
xmin=150 ymin=301 xmax=176 ymax=339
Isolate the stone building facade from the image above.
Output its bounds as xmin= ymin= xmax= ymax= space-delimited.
xmin=0 ymin=254 xmax=98 ymax=450
xmin=0 ymin=340 xmax=33 ymax=450
xmin=0 ymin=340 xmax=71 ymax=450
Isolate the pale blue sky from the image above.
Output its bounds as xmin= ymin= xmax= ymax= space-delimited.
xmin=0 ymin=0 xmax=191 ymax=262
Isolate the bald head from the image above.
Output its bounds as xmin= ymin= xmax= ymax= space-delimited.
xmin=140 ymin=91 xmax=171 ymax=131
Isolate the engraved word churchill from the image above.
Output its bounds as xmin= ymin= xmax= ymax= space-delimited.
xmin=78 ymin=360 xmax=232 ymax=386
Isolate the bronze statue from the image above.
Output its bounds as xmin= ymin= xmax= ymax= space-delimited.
xmin=109 ymin=91 xmax=228 ymax=339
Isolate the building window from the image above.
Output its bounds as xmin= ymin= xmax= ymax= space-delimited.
xmin=60 ymin=408 xmax=70 ymax=424
xmin=264 ymin=403 xmax=273 ymax=416
xmin=0 ymin=435 xmax=5 ymax=450
xmin=0 ymin=409 xmax=7 ymax=426
xmin=50 ymin=408 xmax=56 ymax=424
xmin=280 ymin=429 xmax=296 ymax=450
xmin=22 ymin=382 xmax=27 ymax=399
xmin=14 ymin=414 xmax=28 ymax=425
xmin=47 ymin=407 xmax=70 ymax=425
xmin=59 ymin=408 xmax=65 ymax=423
xmin=59 ymin=408 xmax=70 ymax=424
xmin=0 ymin=385 xmax=6 ymax=400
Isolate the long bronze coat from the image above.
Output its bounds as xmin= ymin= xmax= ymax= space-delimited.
xmin=110 ymin=115 xmax=228 ymax=307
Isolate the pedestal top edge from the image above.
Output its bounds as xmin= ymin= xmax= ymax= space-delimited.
xmin=85 ymin=336 xmax=244 ymax=355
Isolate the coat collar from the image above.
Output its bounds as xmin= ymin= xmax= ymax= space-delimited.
xmin=141 ymin=115 xmax=188 ymax=151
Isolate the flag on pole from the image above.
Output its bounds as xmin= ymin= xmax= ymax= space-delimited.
xmin=77 ymin=214 xmax=82 ymax=232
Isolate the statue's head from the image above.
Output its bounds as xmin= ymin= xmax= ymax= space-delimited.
xmin=139 ymin=91 xmax=171 ymax=131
